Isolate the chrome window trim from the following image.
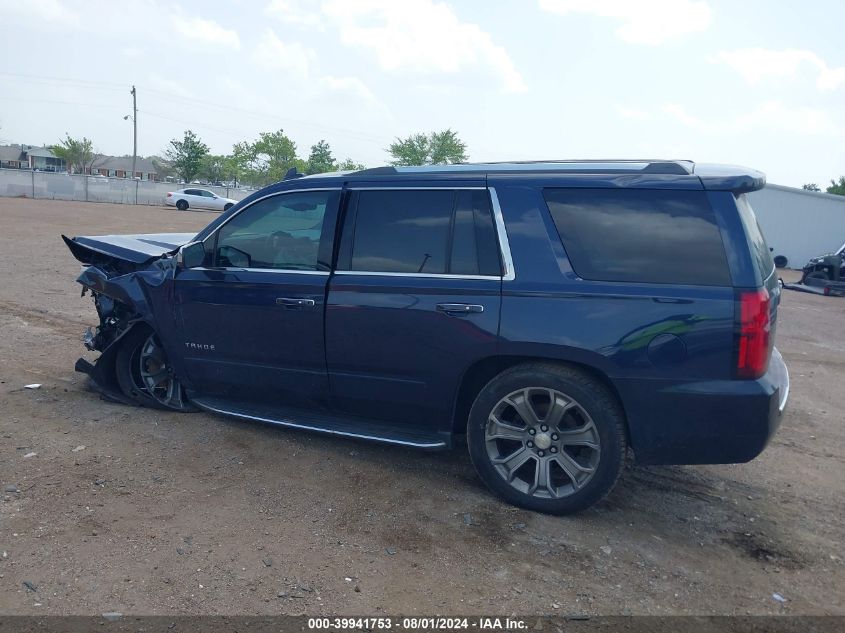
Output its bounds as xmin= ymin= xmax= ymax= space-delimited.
xmin=488 ymin=187 xmax=516 ymax=281
xmin=335 ymin=271 xmax=500 ymax=281
xmin=340 ymin=185 xmax=514 ymax=280
xmin=347 ymin=186 xmax=486 ymax=191
xmin=204 ymin=185 xmax=516 ymax=281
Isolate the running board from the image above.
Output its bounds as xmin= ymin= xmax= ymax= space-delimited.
xmin=191 ymin=397 xmax=450 ymax=450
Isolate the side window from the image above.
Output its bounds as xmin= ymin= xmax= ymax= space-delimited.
xmin=450 ymin=190 xmax=502 ymax=276
xmin=343 ymin=189 xmax=502 ymax=276
xmin=349 ymin=190 xmax=455 ymax=274
xmin=543 ymin=188 xmax=731 ymax=286
xmin=735 ymin=194 xmax=774 ymax=280
xmin=214 ymin=191 xmax=332 ymax=270
xmin=185 ymin=189 xmax=200 ymax=196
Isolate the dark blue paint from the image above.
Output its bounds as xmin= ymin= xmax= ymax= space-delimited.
xmin=64 ymin=161 xmax=788 ymax=464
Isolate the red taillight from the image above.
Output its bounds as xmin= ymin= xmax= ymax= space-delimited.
xmin=736 ymin=288 xmax=771 ymax=379
xmin=166 ymin=192 xmax=172 ymax=197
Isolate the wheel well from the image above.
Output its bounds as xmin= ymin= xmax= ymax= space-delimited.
xmin=451 ymin=356 xmax=630 ymax=442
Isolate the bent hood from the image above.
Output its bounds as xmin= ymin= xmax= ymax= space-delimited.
xmin=63 ymin=233 xmax=195 ymax=266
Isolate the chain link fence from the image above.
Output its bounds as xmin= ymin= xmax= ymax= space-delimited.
xmin=0 ymin=168 xmax=252 ymax=206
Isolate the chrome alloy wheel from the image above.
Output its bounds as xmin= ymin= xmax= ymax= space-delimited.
xmin=136 ymin=333 xmax=186 ymax=409
xmin=484 ymin=387 xmax=601 ymax=499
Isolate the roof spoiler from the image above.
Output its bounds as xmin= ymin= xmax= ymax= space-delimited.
xmin=693 ymin=163 xmax=766 ymax=193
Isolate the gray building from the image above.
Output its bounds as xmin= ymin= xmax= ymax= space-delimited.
xmin=0 ymin=145 xmax=157 ymax=181
xmin=91 ymin=155 xmax=158 ymax=181
xmin=0 ymin=144 xmax=66 ymax=171
xmin=749 ymin=184 xmax=845 ymax=269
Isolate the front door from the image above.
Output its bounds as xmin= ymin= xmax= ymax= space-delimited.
xmin=174 ymin=188 xmax=340 ymax=407
xmin=326 ymin=185 xmax=503 ymax=436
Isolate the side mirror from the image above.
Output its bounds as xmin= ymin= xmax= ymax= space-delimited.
xmin=177 ymin=241 xmax=206 ymax=269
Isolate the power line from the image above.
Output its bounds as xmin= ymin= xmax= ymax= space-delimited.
xmin=0 ymin=71 xmax=391 ymax=147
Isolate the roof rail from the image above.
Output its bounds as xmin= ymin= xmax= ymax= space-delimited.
xmin=350 ymin=160 xmax=696 ymax=176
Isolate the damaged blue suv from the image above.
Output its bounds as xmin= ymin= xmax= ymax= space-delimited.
xmin=63 ymin=160 xmax=789 ymax=514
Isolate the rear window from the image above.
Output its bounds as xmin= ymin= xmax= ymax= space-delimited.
xmin=735 ymin=194 xmax=774 ymax=280
xmin=543 ymin=188 xmax=731 ymax=286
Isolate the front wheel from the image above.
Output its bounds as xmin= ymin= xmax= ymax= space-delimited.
xmin=467 ymin=363 xmax=626 ymax=514
xmin=223 ymin=203 xmax=234 ymax=211
xmin=115 ymin=328 xmax=193 ymax=411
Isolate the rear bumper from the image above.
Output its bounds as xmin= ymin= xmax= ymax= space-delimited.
xmin=617 ymin=347 xmax=789 ymax=465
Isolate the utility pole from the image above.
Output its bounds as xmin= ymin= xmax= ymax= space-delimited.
xmin=130 ymin=85 xmax=137 ymax=180
xmin=130 ymin=86 xmax=138 ymax=204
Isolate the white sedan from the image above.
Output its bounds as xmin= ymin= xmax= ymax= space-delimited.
xmin=165 ymin=188 xmax=237 ymax=212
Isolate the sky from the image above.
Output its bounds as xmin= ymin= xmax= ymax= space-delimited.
xmin=0 ymin=0 xmax=843 ymax=187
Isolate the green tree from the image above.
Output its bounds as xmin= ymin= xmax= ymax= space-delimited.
xmin=231 ymin=130 xmax=303 ymax=185
xmin=201 ymin=154 xmax=228 ymax=183
xmin=337 ymin=158 xmax=366 ymax=171
xmin=229 ymin=141 xmax=255 ymax=186
xmin=51 ymin=134 xmax=95 ymax=174
xmin=306 ymin=140 xmax=337 ymax=175
xmin=149 ymin=155 xmax=176 ymax=181
xmin=252 ymin=129 xmax=303 ymax=184
xmin=388 ymin=133 xmax=430 ymax=166
xmin=826 ymin=176 xmax=845 ymax=196
xmin=388 ymin=129 xmax=468 ymax=166
xmin=164 ymin=130 xmax=209 ymax=183
xmin=802 ymin=183 xmax=821 ymax=192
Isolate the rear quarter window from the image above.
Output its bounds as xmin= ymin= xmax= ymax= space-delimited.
xmin=735 ymin=194 xmax=774 ymax=281
xmin=543 ymin=188 xmax=732 ymax=286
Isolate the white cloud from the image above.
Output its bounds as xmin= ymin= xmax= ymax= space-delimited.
xmin=269 ymin=0 xmax=527 ymax=93
xmin=662 ymin=103 xmax=702 ymax=128
xmin=171 ymin=15 xmax=241 ymax=49
xmin=712 ymin=48 xmax=845 ymax=92
xmin=265 ymin=0 xmax=324 ymax=28
xmin=734 ymin=100 xmax=841 ymax=136
xmin=252 ymin=29 xmax=314 ymax=78
xmin=616 ymin=106 xmax=650 ymax=121
xmin=0 ymin=0 xmax=80 ymax=27
xmin=147 ymin=73 xmax=196 ymax=99
xmin=320 ymin=75 xmax=380 ymax=105
xmin=656 ymin=100 xmax=842 ymax=137
xmin=538 ymin=0 xmax=711 ymax=45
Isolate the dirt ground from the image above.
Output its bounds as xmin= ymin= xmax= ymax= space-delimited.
xmin=0 ymin=197 xmax=843 ymax=616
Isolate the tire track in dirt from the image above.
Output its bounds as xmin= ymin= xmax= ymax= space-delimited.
xmin=0 ymin=299 xmax=91 ymax=339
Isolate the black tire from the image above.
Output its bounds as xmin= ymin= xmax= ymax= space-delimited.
xmin=176 ymin=199 xmax=189 ymax=211
xmin=115 ymin=327 xmax=193 ymax=411
xmin=806 ymin=270 xmax=829 ymax=282
xmin=467 ymin=363 xmax=626 ymax=515
xmin=773 ymin=255 xmax=788 ymax=269
xmin=223 ymin=203 xmax=234 ymax=211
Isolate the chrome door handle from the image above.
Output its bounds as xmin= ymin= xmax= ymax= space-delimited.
xmin=277 ymin=297 xmax=316 ymax=308
xmin=437 ymin=303 xmax=484 ymax=314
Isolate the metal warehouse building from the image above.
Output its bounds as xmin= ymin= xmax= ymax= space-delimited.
xmin=749 ymin=184 xmax=845 ymax=269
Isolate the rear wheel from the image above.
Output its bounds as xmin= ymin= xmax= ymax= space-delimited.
xmin=467 ymin=363 xmax=626 ymax=514
xmin=176 ymin=199 xmax=188 ymax=211
xmin=115 ymin=327 xmax=193 ymax=411
xmin=224 ymin=203 xmax=234 ymax=211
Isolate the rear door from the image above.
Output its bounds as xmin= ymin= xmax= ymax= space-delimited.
xmin=325 ymin=184 xmax=503 ymax=436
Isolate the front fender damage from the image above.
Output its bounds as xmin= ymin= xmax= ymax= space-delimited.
xmin=73 ymin=261 xmax=174 ymax=403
